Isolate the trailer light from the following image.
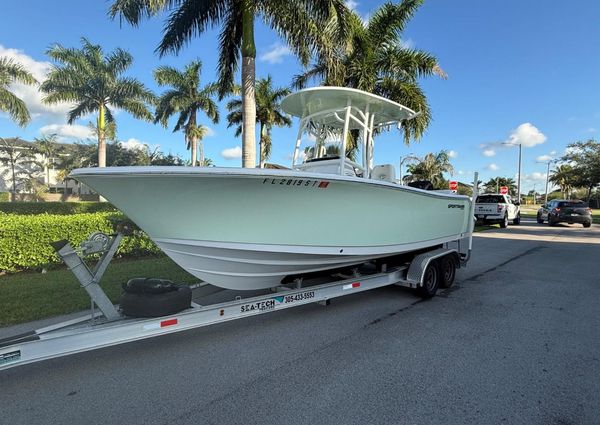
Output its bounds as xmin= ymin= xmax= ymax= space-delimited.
xmin=160 ymin=318 xmax=178 ymax=328
xmin=343 ymin=282 xmax=361 ymax=290
xmin=219 ymin=309 xmax=225 ymax=316
xmin=555 ymin=208 xmax=561 ymax=212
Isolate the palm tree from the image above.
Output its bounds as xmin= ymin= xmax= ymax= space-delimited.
xmin=549 ymin=164 xmax=575 ymax=199
xmin=32 ymin=134 xmax=63 ymax=186
xmin=0 ymin=57 xmax=38 ymax=127
xmin=227 ymin=76 xmax=291 ymax=168
xmin=404 ymin=150 xmax=454 ymax=189
xmin=40 ymin=38 xmax=155 ymax=168
xmin=482 ymin=177 xmax=517 ymax=195
xmin=154 ymin=60 xmax=219 ymax=166
xmin=294 ymin=0 xmax=446 ymax=145
xmin=0 ymin=137 xmax=34 ymax=201
xmin=110 ymin=0 xmax=349 ymax=168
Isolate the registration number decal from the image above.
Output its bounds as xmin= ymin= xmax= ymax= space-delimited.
xmin=262 ymin=178 xmax=329 ymax=188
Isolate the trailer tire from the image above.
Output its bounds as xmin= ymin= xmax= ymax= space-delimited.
xmin=438 ymin=256 xmax=457 ymax=289
xmin=120 ymin=284 xmax=192 ymax=318
xmin=417 ymin=262 xmax=440 ymax=298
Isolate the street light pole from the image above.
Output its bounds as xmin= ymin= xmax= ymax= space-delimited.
xmin=536 ymin=159 xmax=555 ymax=206
xmin=517 ymin=143 xmax=522 ymax=204
xmin=503 ymin=141 xmax=523 ymax=202
xmin=544 ymin=161 xmax=550 ymax=205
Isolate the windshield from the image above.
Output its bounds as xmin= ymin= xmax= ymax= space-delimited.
xmin=558 ymin=201 xmax=588 ymax=208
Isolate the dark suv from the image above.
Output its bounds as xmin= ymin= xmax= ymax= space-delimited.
xmin=537 ymin=200 xmax=592 ymax=228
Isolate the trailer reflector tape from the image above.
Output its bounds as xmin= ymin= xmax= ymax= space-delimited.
xmin=343 ymin=282 xmax=361 ymax=290
xmin=160 ymin=318 xmax=178 ymax=328
xmin=142 ymin=318 xmax=178 ymax=331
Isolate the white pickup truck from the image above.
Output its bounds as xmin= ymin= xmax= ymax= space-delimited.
xmin=474 ymin=194 xmax=521 ymax=228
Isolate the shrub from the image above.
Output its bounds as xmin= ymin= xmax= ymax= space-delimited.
xmin=0 ymin=193 xmax=8 ymax=202
xmin=0 ymin=202 xmax=118 ymax=215
xmin=0 ymin=212 xmax=161 ymax=272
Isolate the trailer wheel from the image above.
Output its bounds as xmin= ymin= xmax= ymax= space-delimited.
xmin=438 ymin=256 xmax=457 ymax=289
xmin=417 ymin=262 xmax=439 ymax=298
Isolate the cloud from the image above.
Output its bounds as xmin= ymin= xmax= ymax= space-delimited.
xmin=486 ymin=163 xmax=499 ymax=171
xmin=458 ymin=170 xmax=464 ymax=175
xmin=120 ymin=138 xmax=148 ymax=150
xmin=221 ymin=146 xmax=242 ymax=160
xmin=259 ymin=43 xmax=291 ymax=64
xmin=447 ymin=150 xmax=458 ymax=158
xmin=482 ymin=149 xmax=496 ymax=157
xmin=536 ymin=154 xmax=553 ymax=162
xmin=204 ymin=126 xmax=215 ymax=137
xmin=504 ymin=122 xmax=546 ymax=148
xmin=588 ymin=127 xmax=596 ymax=133
xmin=346 ymin=0 xmax=359 ymax=10
xmin=39 ymin=124 xmax=94 ymax=141
xmin=0 ymin=45 xmax=74 ymax=122
xmin=399 ymin=38 xmax=415 ymax=49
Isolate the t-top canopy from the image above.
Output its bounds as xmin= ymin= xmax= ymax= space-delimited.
xmin=281 ymin=86 xmax=417 ymax=129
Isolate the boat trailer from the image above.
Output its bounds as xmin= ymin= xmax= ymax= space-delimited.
xmin=0 ymin=176 xmax=479 ymax=371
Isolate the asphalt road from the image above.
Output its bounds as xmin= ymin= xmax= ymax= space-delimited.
xmin=1 ymin=220 xmax=599 ymax=425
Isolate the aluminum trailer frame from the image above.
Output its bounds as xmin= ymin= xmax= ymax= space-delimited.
xmin=0 ymin=175 xmax=479 ymax=371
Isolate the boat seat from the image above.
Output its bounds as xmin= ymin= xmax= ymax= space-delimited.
xmin=371 ymin=164 xmax=396 ymax=182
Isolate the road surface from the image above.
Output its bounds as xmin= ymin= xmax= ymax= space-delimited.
xmin=1 ymin=220 xmax=599 ymax=425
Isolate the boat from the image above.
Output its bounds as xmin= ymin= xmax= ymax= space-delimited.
xmin=71 ymin=87 xmax=472 ymax=290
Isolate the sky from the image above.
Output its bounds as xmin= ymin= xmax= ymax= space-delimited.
xmin=1 ymin=0 xmax=599 ymax=193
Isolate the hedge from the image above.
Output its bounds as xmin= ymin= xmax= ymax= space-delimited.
xmin=0 ymin=212 xmax=161 ymax=272
xmin=0 ymin=202 xmax=118 ymax=215
xmin=0 ymin=193 xmax=8 ymax=202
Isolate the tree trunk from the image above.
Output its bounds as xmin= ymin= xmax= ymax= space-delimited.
xmin=10 ymin=160 xmax=16 ymax=202
xmin=97 ymin=104 xmax=107 ymax=202
xmin=191 ymin=136 xmax=197 ymax=166
xmin=198 ymin=139 xmax=204 ymax=167
xmin=98 ymin=104 xmax=106 ymax=168
xmin=187 ymin=110 xmax=198 ymax=166
xmin=241 ymin=4 xmax=256 ymax=168
xmin=259 ymin=122 xmax=265 ymax=168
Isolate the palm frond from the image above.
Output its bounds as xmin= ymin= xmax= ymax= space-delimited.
xmin=0 ymin=87 xmax=31 ymax=126
xmin=158 ymin=0 xmax=228 ymax=56
xmin=217 ymin=6 xmax=243 ymax=98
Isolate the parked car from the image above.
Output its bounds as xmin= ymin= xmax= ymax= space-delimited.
xmin=537 ymin=200 xmax=592 ymax=228
xmin=474 ymin=194 xmax=521 ymax=228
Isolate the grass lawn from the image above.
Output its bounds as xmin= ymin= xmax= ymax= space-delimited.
xmin=0 ymin=256 xmax=199 ymax=327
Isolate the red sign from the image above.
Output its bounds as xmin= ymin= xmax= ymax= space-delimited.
xmin=449 ymin=181 xmax=458 ymax=191
xmin=500 ymin=186 xmax=509 ymax=195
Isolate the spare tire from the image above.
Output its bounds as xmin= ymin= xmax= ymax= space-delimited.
xmin=122 ymin=278 xmax=177 ymax=294
xmin=120 ymin=284 xmax=192 ymax=318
